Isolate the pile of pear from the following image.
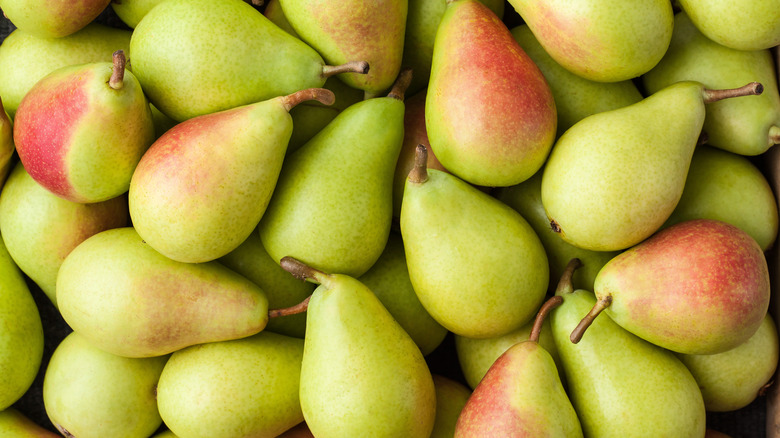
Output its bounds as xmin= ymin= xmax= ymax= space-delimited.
xmin=0 ymin=0 xmax=779 ymax=437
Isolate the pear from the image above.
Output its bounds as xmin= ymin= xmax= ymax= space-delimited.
xmin=264 ymin=0 xmax=300 ymax=37
xmin=110 ymin=0 xmax=166 ymax=28
xmin=430 ymin=375 xmax=472 ymax=438
xmin=43 ymin=332 xmax=168 ymax=438
xmin=677 ymin=313 xmax=779 ymax=412
xmin=0 ymin=98 xmax=13 ymax=185
xmin=507 ymin=0 xmax=673 ymax=82
xmin=157 ymin=331 xmax=305 ymax=438
xmin=572 ymin=219 xmax=771 ymax=355
xmin=677 ymin=0 xmax=780 ymax=50
xmin=643 ymin=11 xmax=780 ymax=156
xmin=0 ymin=408 xmax=59 ymax=437
xmin=282 ymin=257 xmax=437 ymax=438
xmin=551 ymin=259 xmax=706 ymax=437
xmin=0 ymin=233 xmax=43 ymax=410
xmin=128 ymin=0 xmax=368 ymax=121
xmin=541 ymin=81 xmax=764 ymax=251
xmin=14 ymin=50 xmax=155 ymax=203
xmin=454 ymin=295 xmax=583 ymax=437
xmin=0 ymin=23 xmax=131 ymax=118
xmin=0 ymin=0 xmax=110 ymax=38
xmin=56 ymin=227 xmax=270 ymax=358
xmin=258 ymin=72 xmax=410 ymax=278
xmin=663 ymin=145 xmax=778 ymax=251
xmin=400 ymin=145 xmax=549 ymax=339
xmin=0 ymin=162 xmax=128 ymax=307
xmin=130 ymin=88 xmax=334 ymax=264
xmin=426 ymin=0 xmax=557 ymax=187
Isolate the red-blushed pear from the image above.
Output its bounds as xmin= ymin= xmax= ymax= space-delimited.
xmin=0 ymin=0 xmax=110 ymax=38
xmin=426 ymin=0 xmax=556 ymax=188
xmin=129 ymin=88 xmax=335 ymax=264
xmin=571 ymin=219 xmax=771 ymax=355
xmin=13 ymin=50 xmax=155 ymax=203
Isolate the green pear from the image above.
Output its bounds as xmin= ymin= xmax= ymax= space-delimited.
xmin=0 ymin=24 xmax=131 ymax=118
xmin=358 ymin=231 xmax=448 ymax=356
xmin=430 ymin=375 xmax=472 ymax=438
xmin=14 ymin=50 xmax=156 ymax=203
xmin=258 ymin=74 xmax=409 ymax=277
xmin=128 ymin=0 xmax=367 ymax=122
xmin=0 ymin=0 xmax=110 ymax=38
xmin=129 ymin=88 xmax=334 ymax=264
xmin=643 ymin=11 xmax=780 ymax=156
xmin=677 ymin=0 xmax=780 ymax=50
xmin=400 ymin=145 xmax=549 ymax=338
xmin=150 ymin=103 xmax=177 ymax=140
xmin=0 ymin=162 xmax=128 ymax=307
xmin=278 ymin=0 xmax=407 ymax=96
xmin=157 ymin=331 xmax=305 ymax=438
xmin=56 ymin=227 xmax=270 ymax=358
xmin=264 ymin=0 xmax=300 ymax=37
xmin=426 ymin=0 xmax=557 ymax=187
xmin=677 ymin=313 xmax=779 ymax=412
xmin=507 ymin=0 xmax=673 ymax=82
xmin=509 ymin=24 xmax=643 ymax=136
xmin=110 ymin=0 xmax=167 ymax=28
xmin=455 ymin=296 xmax=583 ymax=437
xmin=551 ymin=260 xmax=706 ymax=437
xmin=541 ymin=81 xmax=763 ymax=251
xmin=0 ymin=408 xmax=59 ymax=437
xmin=495 ymin=170 xmax=619 ymax=293
xmin=663 ymin=145 xmax=778 ymax=251
xmin=0 ymin=98 xmax=13 ymax=186
xmin=283 ymin=257 xmax=437 ymax=438
xmin=0 ymin=233 xmax=43 ymax=410
xmin=43 ymin=332 xmax=168 ymax=438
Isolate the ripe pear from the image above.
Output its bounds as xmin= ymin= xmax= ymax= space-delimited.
xmin=0 ymin=0 xmax=110 ymax=38
xmin=110 ymin=0 xmax=166 ymax=28
xmin=14 ymin=50 xmax=155 ymax=203
xmin=401 ymin=145 xmax=549 ymax=338
xmin=430 ymin=375 xmax=472 ymax=438
xmin=0 ymin=234 xmax=43 ymax=410
xmin=677 ymin=0 xmax=780 ymax=50
xmin=264 ymin=0 xmax=300 ymax=37
xmin=541 ymin=81 xmax=764 ymax=251
xmin=130 ymin=88 xmax=334 ymax=264
xmin=0 ymin=162 xmax=128 ymax=307
xmin=0 ymin=23 xmax=131 ymax=118
xmin=0 ymin=408 xmax=59 ymax=437
xmin=426 ymin=0 xmax=557 ymax=187
xmin=572 ymin=219 xmax=770 ymax=355
xmin=56 ymin=227 xmax=270 ymax=358
xmin=455 ymin=296 xmax=583 ymax=437
xmin=0 ymin=99 xmax=13 ymax=185
xmin=283 ymin=257 xmax=437 ymax=438
xmin=643 ymin=11 xmax=780 ymax=156
xmin=507 ymin=0 xmax=673 ymax=82
xmin=129 ymin=0 xmax=368 ymax=121
xmin=157 ymin=331 xmax=305 ymax=438
xmin=43 ymin=332 xmax=168 ymax=438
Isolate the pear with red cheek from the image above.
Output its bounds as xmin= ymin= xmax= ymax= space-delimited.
xmin=0 ymin=0 xmax=110 ymax=38
xmin=426 ymin=0 xmax=556 ymax=188
xmin=571 ymin=219 xmax=771 ymax=355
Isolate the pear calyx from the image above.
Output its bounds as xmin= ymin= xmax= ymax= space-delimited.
xmin=529 ymin=296 xmax=563 ymax=343
xmin=570 ymin=294 xmax=613 ymax=343
xmin=702 ymin=82 xmax=763 ymax=104
xmin=408 ymin=144 xmax=429 ymax=184
xmin=109 ymin=50 xmax=126 ymax=90
xmin=268 ymin=295 xmax=312 ymax=318
xmin=281 ymin=88 xmax=336 ymax=111
xmin=321 ymin=61 xmax=370 ymax=79
xmin=555 ymin=258 xmax=582 ymax=297
xmin=387 ymin=68 xmax=413 ymax=101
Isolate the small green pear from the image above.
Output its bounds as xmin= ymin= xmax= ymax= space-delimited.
xmin=430 ymin=375 xmax=472 ymax=438
xmin=0 ymin=408 xmax=59 ymax=437
xmin=0 ymin=0 xmax=110 ymax=38
xmin=677 ymin=0 xmax=780 ymax=50
xmin=110 ymin=0 xmax=166 ymax=28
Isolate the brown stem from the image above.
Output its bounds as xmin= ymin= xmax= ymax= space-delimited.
xmin=769 ymin=126 xmax=780 ymax=145
xmin=570 ymin=295 xmax=612 ymax=343
xmin=387 ymin=68 xmax=413 ymax=101
xmin=322 ymin=61 xmax=370 ymax=78
xmin=702 ymin=82 xmax=763 ymax=104
xmin=408 ymin=144 xmax=429 ymax=184
xmin=109 ymin=50 xmax=126 ymax=90
xmin=529 ymin=296 xmax=563 ymax=343
xmin=280 ymin=256 xmax=326 ymax=284
xmin=268 ymin=295 xmax=311 ymax=318
xmin=250 ymin=0 xmax=264 ymax=6
xmin=555 ymin=258 xmax=582 ymax=297
xmin=281 ymin=88 xmax=335 ymax=111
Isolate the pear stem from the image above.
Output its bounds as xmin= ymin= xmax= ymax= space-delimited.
xmin=570 ymin=295 xmax=612 ymax=343
xmin=387 ymin=68 xmax=413 ymax=101
xmin=109 ymin=50 xmax=126 ymax=90
xmin=268 ymin=295 xmax=311 ymax=318
xmin=702 ymin=82 xmax=763 ymax=104
xmin=529 ymin=296 xmax=564 ymax=343
xmin=769 ymin=126 xmax=780 ymax=145
xmin=408 ymin=144 xmax=429 ymax=184
xmin=281 ymin=88 xmax=335 ymax=111
xmin=322 ymin=61 xmax=370 ymax=78
xmin=555 ymin=258 xmax=582 ymax=297
xmin=280 ymin=256 xmax=326 ymax=284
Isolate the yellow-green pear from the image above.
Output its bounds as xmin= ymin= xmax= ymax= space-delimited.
xmin=677 ymin=0 xmax=780 ymax=50
xmin=430 ymin=375 xmax=472 ymax=438
xmin=0 ymin=408 xmax=59 ymax=437
xmin=0 ymin=0 xmax=110 ymax=38
xmin=110 ymin=0 xmax=167 ymax=28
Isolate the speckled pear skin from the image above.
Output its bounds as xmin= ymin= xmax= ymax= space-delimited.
xmin=551 ymin=288 xmax=706 ymax=438
xmin=129 ymin=0 xmax=327 ymax=121
xmin=0 ymin=0 xmax=110 ymax=38
xmin=595 ymin=219 xmax=770 ymax=355
xmin=426 ymin=0 xmax=556 ymax=187
xmin=56 ymin=227 xmax=269 ymax=358
xmin=678 ymin=0 xmax=780 ymax=50
xmin=508 ymin=0 xmax=673 ymax=82
xmin=279 ymin=0 xmax=406 ymax=95
xmin=643 ymin=12 xmax=780 ymax=156
xmin=541 ymin=81 xmax=705 ymax=252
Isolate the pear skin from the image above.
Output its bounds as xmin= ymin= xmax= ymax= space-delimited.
xmin=430 ymin=375 xmax=471 ymax=438
xmin=0 ymin=99 xmax=13 ymax=185
xmin=678 ymin=0 xmax=780 ymax=50
xmin=110 ymin=0 xmax=166 ymax=28
xmin=0 ymin=408 xmax=59 ymax=437
xmin=0 ymin=0 xmax=110 ymax=38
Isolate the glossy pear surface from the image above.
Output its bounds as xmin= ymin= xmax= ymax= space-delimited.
xmin=678 ymin=0 xmax=780 ymax=50
xmin=0 ymin=0 xmax=110 ymax=38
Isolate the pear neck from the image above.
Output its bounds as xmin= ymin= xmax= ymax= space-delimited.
xmin=702 ymin=82 xmax=763 ymax=104
xmin=529 ymin=296 xmax=563 ymax=343
xmin=109 ymin=50 xmax=126 ymax=90
xmin=408 ymin=144 xmax=429 ymax=184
